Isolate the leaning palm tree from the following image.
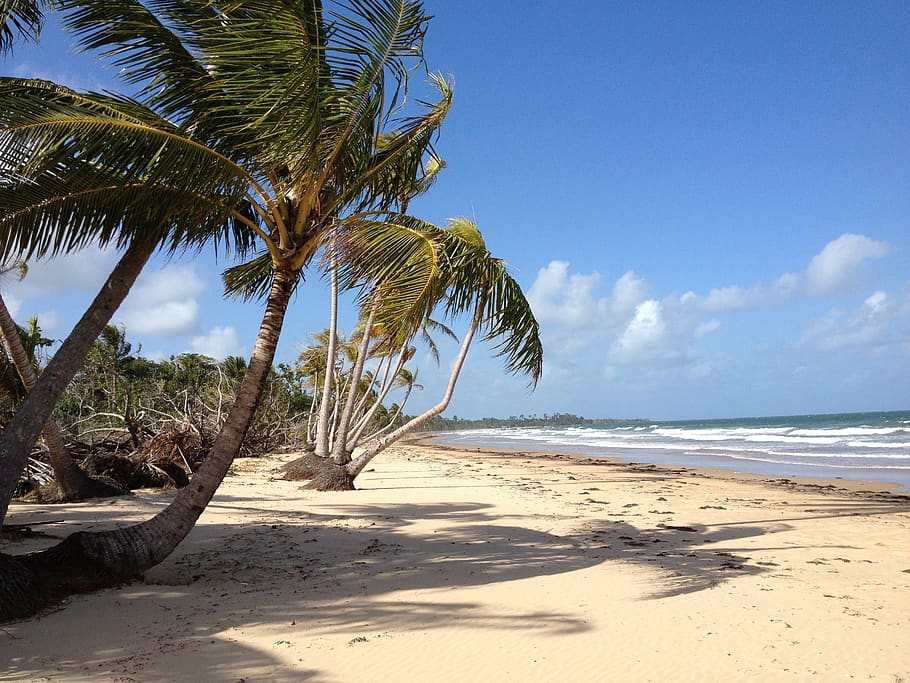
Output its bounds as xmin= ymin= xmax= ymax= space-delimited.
xmin=0 ymin=0 xmax=449 ymax=520
xmin=302 ymin=217 xmax=543 ymax=490
xmin=0 ymin=78 xmax=255 ymax=523
xmin=0 ymin=0 xmax=451 ymax=619
xmin=0 ymin=278 xmax=124 ymax=499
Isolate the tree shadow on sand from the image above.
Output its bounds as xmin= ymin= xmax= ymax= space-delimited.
xmin=4 ymin=491 xmax=907 ymax=681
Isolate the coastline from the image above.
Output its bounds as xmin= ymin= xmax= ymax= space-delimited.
xmin=426 ymin=429 xmax=910 ymax=493
xmin=3 ymin=441 xmax=909 ymax=681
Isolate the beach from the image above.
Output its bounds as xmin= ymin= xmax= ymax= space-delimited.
xmin=2 ymin=440 xmax=909 ymax=682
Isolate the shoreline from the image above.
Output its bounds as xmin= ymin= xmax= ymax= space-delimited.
xmin=421 ymin=431 xmax=910 ymax=493
xmin=3 ymin=442 xmax=909 ymax=681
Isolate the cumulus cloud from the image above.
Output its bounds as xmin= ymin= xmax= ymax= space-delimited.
xmin=527 ymin=262 xmax=650 ymax=329
xmin=525 ymin=231 xmax=900 ymax=385
xmin=610 ymin=300 xmax=665 ymax=363
xmin=801 ymin=290 xmax=906 ymax=351
xmin=526 ymin=261 xmax=602 ymax=327
xmin=610 ymin=270 xmax=649 ymax=314
xmin=189 ymin=326 xmax=243 ymax=360
xmin=805 ymin=233 xmax=890 ymax=296
xmin=609 ymin=299 xmax=697 ymax=366
xmin=117 ymin=265 xmax=205 ymax=336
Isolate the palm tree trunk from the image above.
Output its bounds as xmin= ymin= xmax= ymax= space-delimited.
xmin=347 ymin=341 xmax=408 ymax=447
xmin=0 ymin=266 xmax=297 ymax=621
xmin=0 ymin=294 xmax=122 ymax=501
xmin=330 ymin=302 xmax=376 ymax=465
xmin=0 ymin=239 xmax=155 ymax=526
xmin=314 ymin=255 xmax=339 ymax=458
xmin=306 ymin=306 xmax=482 ymax=491
xmin=349 ymin=306 xmax=482 ymax=476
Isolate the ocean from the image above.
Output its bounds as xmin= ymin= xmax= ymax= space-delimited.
xmin=434 ymin=410 xmax=910 ymax=490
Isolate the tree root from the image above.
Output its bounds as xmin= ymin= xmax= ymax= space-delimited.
xmin=302 ymin=465 xmax=356 ymax=491
xmin=278 ymin=452 xmax=329 ymax=481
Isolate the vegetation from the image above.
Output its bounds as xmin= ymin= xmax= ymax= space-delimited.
xmin=0 ymin=0 xmax=543 ymax=620
xmin=283 ymin=217 xmax=542 ymax=490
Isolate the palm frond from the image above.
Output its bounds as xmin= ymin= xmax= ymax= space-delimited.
xmin=0 ymin=0 xmax=47 ymax=54
xmin=336 ymin=215 xmax=542 ymax=386
xmin=222 ymin=251 xmax=280 ymax=302
xmin=0 ymin=78 xmax=256 ymax=260
xmin=59 ymin=0 xmax=220 ymax=125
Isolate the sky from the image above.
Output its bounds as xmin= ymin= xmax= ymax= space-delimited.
xmin=2 ymin=1 xmax=908 ymax=421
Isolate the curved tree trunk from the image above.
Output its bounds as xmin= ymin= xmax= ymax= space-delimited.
xmin=307 ymin=307 xmax=482 ymax=492
xmin=0 ymin=293 xmax=123 ymax=501
xmin=0 ymin=240 xmax=154 ymax=523
xmin=0 ymin=266 xmax=297 ymax=622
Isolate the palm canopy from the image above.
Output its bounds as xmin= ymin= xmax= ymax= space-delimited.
xmin=0 ymin=78 xmax=254 ymax=261
xmin=336 ymin=216 xmax=544 ymax=387
xmin=1 ymin=0 xmax=452 ymax=282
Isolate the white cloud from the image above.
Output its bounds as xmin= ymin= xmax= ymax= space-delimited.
xmin=611 ymin=270 xmax=649 ymax=313
xmin=805 ymin=233 xmax=890 ymax=296
xmin=122 ymin=300 xmax=200 ymax=336
xmin=694 ymin=319 xmax=721 ymax=337
xmin=801 ymin=290 xmax=906 ymax=351
xmin=189 ymin=326 xmax=243 ymax=360
xmin=609 ymin=299 xmax=695 ymax=366
xmin=773 ymin=272 xmax=800 ymax=297
xmin=117 ymin=264 xmax=205 ymax=336
xmin=6 ymin=246 xmax=119 ymax=297
xmin=123 ymin=264 xmax=205 ymax=307
xmin=701 ymin=284 xmax=764 ymax=312
xmin=527 ymin=261 xmax=602 ymax=327
xmin=524 ymin=233 xmax=903 ymax=391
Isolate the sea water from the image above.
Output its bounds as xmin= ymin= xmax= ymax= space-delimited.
xmin=435 ymin=410 xmax=910 ymax=490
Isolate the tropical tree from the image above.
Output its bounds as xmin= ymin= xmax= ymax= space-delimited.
xmin=0 ymin=263 xmax=123 ymax=499
xmin=299 ymin=217 xmax=543 ymax=490
xmin=0 ymin=79 xmax=255 ymax=523
xmin=0 ymin=0 xmax=452 ymax=619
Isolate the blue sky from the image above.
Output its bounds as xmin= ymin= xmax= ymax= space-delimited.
xmin=2 ymin=1 xmax=908 ymax=420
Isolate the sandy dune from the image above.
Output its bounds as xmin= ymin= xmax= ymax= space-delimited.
xmin=2 ymin=441 xmax=909 ymax=682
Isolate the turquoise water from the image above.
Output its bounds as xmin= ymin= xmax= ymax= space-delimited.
xmin=435 ymin=410 xmax=910 ymax=490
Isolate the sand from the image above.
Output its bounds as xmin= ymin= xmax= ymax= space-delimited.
xmin=2 ymin=441 xmax=909 ymax=682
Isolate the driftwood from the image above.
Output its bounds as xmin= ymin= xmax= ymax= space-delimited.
xmin=17 ymin=424 xmax=204 ymax=498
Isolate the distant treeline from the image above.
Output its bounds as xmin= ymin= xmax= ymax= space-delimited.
xmin=414 ymin=413 xmax=649 ymax=431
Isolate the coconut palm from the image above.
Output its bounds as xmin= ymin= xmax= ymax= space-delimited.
xmin=0 ymin=276 xmax=124 ymax=499
xmin=0 ymin=77 xmax=255 ymax=523
xmin=0 ymin=0 xmax=451 ymax=619
xmin=302 ymin=217 xmax=543 ymax=490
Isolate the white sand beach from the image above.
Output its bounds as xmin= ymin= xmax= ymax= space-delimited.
xmin=2 ymin=441 xmax=909 ymax=682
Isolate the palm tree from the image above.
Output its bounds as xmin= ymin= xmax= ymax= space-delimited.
xmin=304 ymin=217 xmax=543 ymax=490
xmin=0 ymin=0 xmax=451 ymax=618
xmin=0 ymin=262 xmax=124 ymax=499
xmin=0 ymin=78 xmax=253 ymax=523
